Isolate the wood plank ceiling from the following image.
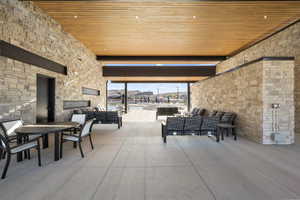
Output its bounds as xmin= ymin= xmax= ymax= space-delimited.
xmin=35 ymin=1 xmax=300 ymax=57
xmin=34 ymin=1 xmax=300 ymax=82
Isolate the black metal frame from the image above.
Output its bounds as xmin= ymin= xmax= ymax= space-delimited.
xmin=0 ymin=119 xmax=22 ymax=141
xmin=161 ymin=112 xmax=238 ymax=143
xmin=0 ymin=133 xmax=41 ymax=179
xmin=156 ymin=107 xmax=180 ymax=120
xmin=60 ymin=119 xmax=94 ymax=158
xmin=124 ymin=82 xmax=128 ymax=113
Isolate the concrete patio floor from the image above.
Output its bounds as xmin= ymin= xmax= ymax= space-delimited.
xmin=0 ymin=121 xmax=300 ymax=200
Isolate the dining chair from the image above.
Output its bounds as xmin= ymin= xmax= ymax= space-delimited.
xmin=0 ymin=132 xmax=41 ymax=179
xmin=70 ymin=114 xmax=86 ymax=126
xmin=60 ymin=119 xmax=94 ymax=158
xmin=69 ymin=114 xmax=87 ymax=149
xmin=0 ymin=119 xmax=41 ymax=160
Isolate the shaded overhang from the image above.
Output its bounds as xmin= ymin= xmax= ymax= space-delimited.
xmin=102 ymin=63 xmax=216 ymax=83
xmin=97 ymin=56 xmax=226 ymax=65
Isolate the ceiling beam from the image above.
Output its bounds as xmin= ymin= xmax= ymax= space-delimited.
xmin=106 ymin=76 xmax=206 ymax=82
xmin=97 ymin=56 xmax=227 ymax=63
xmin=0 ymin=40 xmax=67 ymax=75
xmin=103 ymin=65 xmax=215 ymax=77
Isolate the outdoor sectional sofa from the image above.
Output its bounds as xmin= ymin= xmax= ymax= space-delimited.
xmin=74 ymin=109 xmax=122 ymax=129
xmin=161 ymin=110 xmax=236 ymax=143
xmin=156 ymin=107 xmax=180 ymax=119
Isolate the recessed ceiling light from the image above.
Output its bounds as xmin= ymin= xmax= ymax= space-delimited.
xmin=193 ymin=16 xmax=196 ymax=19
xmin=74 ymin=15 xmax=78 ymax=19
xmin=264 ymin=15 xmax=268 ymax=19
xmin=135 ymin=16 xmax=139 ymax=19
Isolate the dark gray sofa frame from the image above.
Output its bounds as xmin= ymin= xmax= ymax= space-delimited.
xmin=156 ymin=107 xmax=179 ymax=120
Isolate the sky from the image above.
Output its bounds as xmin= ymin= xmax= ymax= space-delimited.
xmin=106 ymin=63 xmax=213 ymax=94
xmin=108 ymin=82 xmax=188 ymax=94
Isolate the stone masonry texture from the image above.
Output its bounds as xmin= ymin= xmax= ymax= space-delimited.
xmin=192 ymin=61 xmax=264 ymax=143
xmin=191 ymin=20 xmax=299 ymax=144
xmin=0 ymin=0 xmax=106 ymax=123
xmin=217 ymin=21 xmax=300 ymax=136
xmin=191 ymin=60 xmax=295 ymax=144
xmin=262 ymin=60 xmax=294 ymax=144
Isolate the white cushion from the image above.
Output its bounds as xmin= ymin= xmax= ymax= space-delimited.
xmin=11 ymin=141 xmax=37 ymax=154
xmin=2 ymin=120 xmax=23 ymax=136
xmin=63 ymin=135 xmax=79 ymax=142
xmin=71 ymin=114 xmax=86 ymax=125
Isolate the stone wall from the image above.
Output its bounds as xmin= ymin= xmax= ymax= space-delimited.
xmin=262 ymin=60 xmax=295 ymax=144
xmin=191 ymin=61 xmax=264 ymax=143
xmin=191 ymin=59 xmax=295 ymax=144
xmin=0 ymin=0 xmax=106 ymax=123
xmin=217 ymin=21 xmax=300 ymax=135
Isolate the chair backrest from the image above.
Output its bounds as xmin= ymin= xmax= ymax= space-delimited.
xmin=80 ymin=119 xmax=94 ymax=137
xmin=215 ymin=111 xmax=225 ymax=119
xmin=184 ymin=117 xmax=202 ymax=131
xmin=192 ymin=108 xmax=199 ymax=114
xmin=208 ymin=110 xmax=218 ymax=117
xmin=157 ymin=107 xmax=179 ymax=115
xmin=201 ymin=116 xmax=220 ymax=130
xmin=71 ymin=114 xmax=86 ymax=125
xmin=0 ymin=119 xmax=23 ymax=137
xmin=94 ymin=111 xmax=106 ymax=122
xmin=166 ymin=117 xmax=185 ymax=131
xmin=220 ymin=112 xmax=237 ymax=124
xmin=96 ymin=105 xmax=105 ymax=111
xmin=106 ymin=111 xmax=119 ymax=121
xmin=192 ymin=108 xmax=199 ymax=115
xmin=194 ymin=108 xmax=206 ymax=116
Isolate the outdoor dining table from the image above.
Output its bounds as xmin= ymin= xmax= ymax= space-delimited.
xmin=15 ymin=122 xmax=80 ymax=162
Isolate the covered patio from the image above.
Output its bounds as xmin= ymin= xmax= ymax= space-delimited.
xmin=1 ymin=121 xmax=300 ymax=200
xmin=1 ymin=0 xmax=300 ymax=199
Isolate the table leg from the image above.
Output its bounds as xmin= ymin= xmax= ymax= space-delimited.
xmin=233 ymin=128 xmax=237 ymax=140
xmin=54 ymin=132 xmax=60 ymax=161
xmin=43 ymin=134 xmax=49 ymax=149
xmin=221 ymin=128 xmax=224 ymax=141
xmin=73 ymin=129 xmax=77 ymax=149
xmin=16 ymin=135 xmax=23 ymax=162
xmin=216 ymin=128 xmax=220 ymax=142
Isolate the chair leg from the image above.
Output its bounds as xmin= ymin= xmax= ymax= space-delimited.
xmin=60 ymin=134 xmax=64 ymax=159
xmin=226 ymin=128 xmax=229 ymax=137
xmin=221 ymin=128 xmax=224 ymax=141
xmin=233 ymin=128 xmax=237 ymax=140
xmin=1 ymin=152 xmax=11 ymax=179
xmin=37 ymin=140 xmax=42 ymax=167
xmin=216 ymin=128 xmax=220 ymax=142
xmin=78 ymin=141 xmax=84 ymax=158
xmin=27 ymin=149 xmax=31 ymax=160
xmin=89 ymin=134 xmax=94 ymax=150
xmin=163 ymin=131 xmax=167 ymax=143
xmin=73 ymin=129 xmax=77 ymax=149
